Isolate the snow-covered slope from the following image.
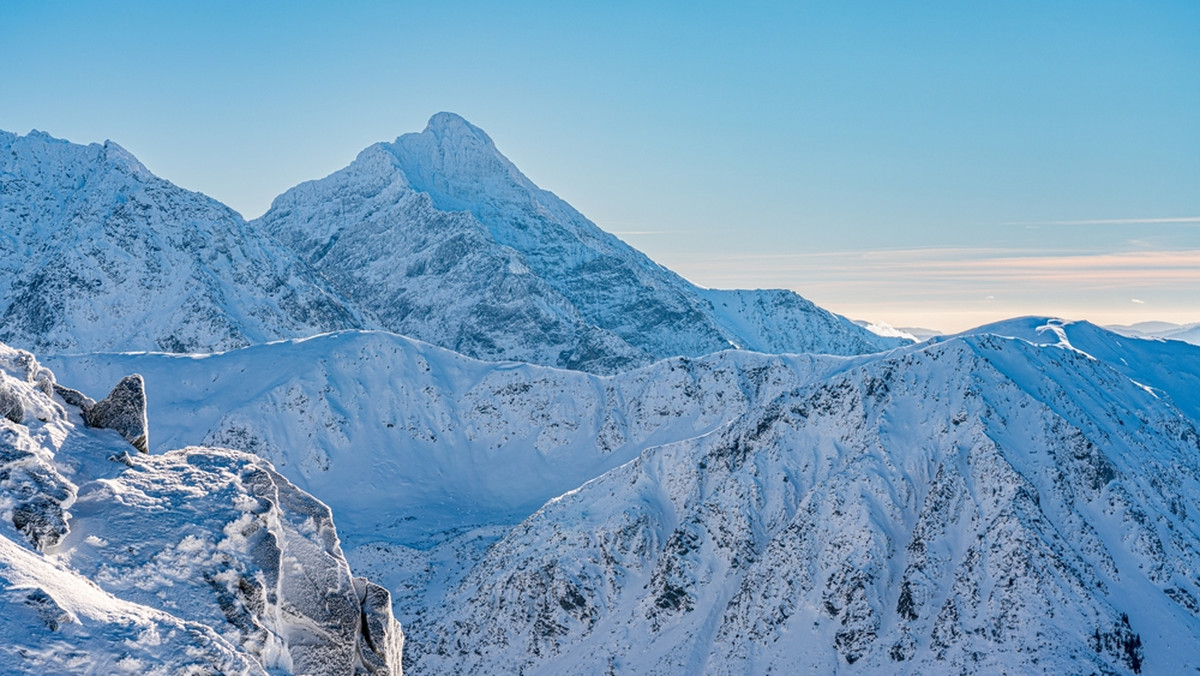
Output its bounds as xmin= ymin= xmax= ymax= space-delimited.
xmin=0 ymin=342 xmax=403 ymax=674
xmin=46 ymin=331 xmax=846 ymax=547
xmin=408 ymin=334 xmax=1200 ymax=674
xmin=0 ymin=130 xmax=366 ymax=355
xmin=255 ymin=113 xmax=905 ymax=373
xmin=47 ymin=322 xmax=1200 ymax=673
xmin=960 ymin=317 xmax=1200 ymax=423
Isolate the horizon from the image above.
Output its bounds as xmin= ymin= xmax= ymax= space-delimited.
xmin=2 ymin=2 xmax=1196 ymax=333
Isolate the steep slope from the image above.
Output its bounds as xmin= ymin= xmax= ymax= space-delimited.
xmin=0 ymin=129 xmax=366 ymax=355
xmin=407 ymin=335 xmax=1200 ymax=674
xmin=0 ymin=342 xmax=403 ymax=674
xmin=255 ymin=113 xmax=904 ymax=372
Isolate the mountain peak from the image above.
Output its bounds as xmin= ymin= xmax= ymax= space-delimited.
xmin=423 ymin=111 xmax=494 ymax=146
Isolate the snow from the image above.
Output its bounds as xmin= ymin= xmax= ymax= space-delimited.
xmin=0 ymin=342 xmax=403 ymax=674
xmin=4 ymin=116 xmax=1200 ymax=674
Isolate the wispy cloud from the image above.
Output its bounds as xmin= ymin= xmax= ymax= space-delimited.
xmin=1005 ymin=217 xmax=1200 ymax=226
xmin=667 ymin=246 xmax=1200 ymax=330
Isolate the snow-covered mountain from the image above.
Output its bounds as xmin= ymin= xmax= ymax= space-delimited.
xmin=0 ymin=342 xmax=403 ymax=674
xmin=408 ymin=332 xmax=1200 ymax=674
xmin=1108 ymin=321 xmax=1200 ymax=347
xmin=47 ymin=331 xmax=846 ymax=548
xmin=255 ymin=113 xmax=905 ymax=372
xmin=8 ymin=117 xmax=1199 ymax=673
xmin=46 ymin=320 xmax=1200 ymax=674
xmin=0 ymin=130 xmax=366 ymax=355
xmin=961 ymin=317 xmax=1200 ymax=423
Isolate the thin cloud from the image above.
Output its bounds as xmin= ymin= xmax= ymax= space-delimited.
xmin=1005 ymin=217 xmax=1200 ymax=226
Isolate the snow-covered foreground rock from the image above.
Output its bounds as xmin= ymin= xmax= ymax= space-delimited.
xmin=0 ymin=342 xmax=402 ymax=674
xmin=256 ymin=112 xmax=905 ymax=373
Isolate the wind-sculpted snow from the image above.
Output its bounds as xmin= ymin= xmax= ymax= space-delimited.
xmin=407 ymin=335 xmax=1200 ymax=674
xmin=0 ymin=342 xmax=403 ymax=674
xmin=0 ymin=130 xmax=366 ymax=355
xmin=256 ymin=113 xmax=905 ymax=373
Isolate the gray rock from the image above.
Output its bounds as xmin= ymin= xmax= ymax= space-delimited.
xmin=355 ymin=577 xmax=405 ymax=674
xmin=52 ymin=383 xmax=95 ymax=411
xmin=0 ymin=382 xmax=23 ymax=424
xmin=83 ymin=375 xmax=149 ymax=453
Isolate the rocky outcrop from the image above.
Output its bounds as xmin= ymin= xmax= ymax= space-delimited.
xmin=83 ymin=375 xmax=148 ymax=453
xmin=0 ymin=340 xmax=404 ymax=674
xmin=53 ymin=375 xmax=148 ymax=453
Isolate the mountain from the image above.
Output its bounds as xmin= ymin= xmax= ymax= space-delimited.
xmin=1108 ymin=321 xmax=1200 ymax=347
xmin=961 ymin=317 xmax=1200 ymax=423
xmin=254 ymin=113 xmax=905 ymax=373
xmin=46 ymin=320 xmax=1200 ymax=673
xmin=0 ymin=341 xmax=403 ymax=674
xmin=407 ymin=332 xmax=1200 ymax=674
xmin=46 ymin=330 xmax=849 ymax=548
xmin=0 ymin=129 xmax=366 ymax=355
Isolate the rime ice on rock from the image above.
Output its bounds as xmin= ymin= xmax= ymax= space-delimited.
xmin=83 ymin=374 xmax=149 ymax=453
xmin=53 ymin=375 xmax=149 ymax=453
xmin=0 ymin=340 xmax=405 ymax=674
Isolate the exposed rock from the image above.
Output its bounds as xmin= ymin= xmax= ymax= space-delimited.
xmin=0 ymin=382 xmax=23 ymax=424
xmin=83 ymin=375 xmax=148 ymax=453
xmin=356 ymin=577 xmax=406 ymax=675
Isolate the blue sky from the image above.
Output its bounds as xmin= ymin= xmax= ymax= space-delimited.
xmin=2 ymin=1 xmax=1197 ymax=330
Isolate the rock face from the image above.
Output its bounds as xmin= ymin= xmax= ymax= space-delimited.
xmin=83 ymin=374 xmax=148 ymax=452
xmin=0 ymin=341 xmax=404 ymax=674
xmin=255 ymin=113 xmax=906 ymax=373
xmin=0 ymin=130 xmax=367 ymax=356
xmin=405 ymin=333 xmax=1200 ymax=674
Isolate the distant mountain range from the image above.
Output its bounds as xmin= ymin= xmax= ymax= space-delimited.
xmin=1 ymin=116 xmax=903 ymax=371
xmin=1107 ymin=321 xmax=1200 ymax=346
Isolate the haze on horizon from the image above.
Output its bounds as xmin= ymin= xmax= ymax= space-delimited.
xmin=2 ymin=1 xmax=1196 ymax=333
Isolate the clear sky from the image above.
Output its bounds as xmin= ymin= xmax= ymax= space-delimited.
xmin=2 ymin=1 xmax=1197 ymax=331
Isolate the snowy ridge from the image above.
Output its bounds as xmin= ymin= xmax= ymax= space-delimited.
xmin=256 ymin=113 xmax=906 ymax=373
xmin=46 ymin=330 xmax=848 ymax=546
xmin=408 ymin=334 xmax=1200 ymax=674
xmin=960 ymin=317 xmax=1200 ymax=422
xmin=0 ymin=341 xmax=403 ymax=674
xmin=0 ymin=130 xmax=367 ymax=355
